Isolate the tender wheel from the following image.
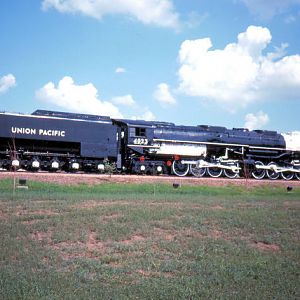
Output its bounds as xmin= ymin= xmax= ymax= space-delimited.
xmin=69 ymin=160 xmax=80 ymax=172
xmin=281 ymin=171 xmax=294 ymax=181
xmin=266 ymin=162 xmax=280 ymax=180
xmin=251 ymin=161 xmax=266 ymax=180
xmin=172 ymin=160 xmax=189 ymax=177
xmin=190 ymin=165 xmax=206 ymax=177
xmin=31 ymin=158 xmax=40 ymax=171
xmin=207 ymin=167 xmax=223 ymax=178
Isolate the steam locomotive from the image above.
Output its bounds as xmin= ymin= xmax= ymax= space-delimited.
xmin=0 ymin=109 xmax=299 ymax=180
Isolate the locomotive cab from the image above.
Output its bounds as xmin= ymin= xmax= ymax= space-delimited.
xmin=113 ymin=119 xmax=170 ymax=174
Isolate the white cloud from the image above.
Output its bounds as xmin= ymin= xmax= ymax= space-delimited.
xmin=42 ymin=0 xmax=179 ymax=29
xmin=142 ymin=109 xmax=156 ymax=121
xmin=153 ymin=83 xmax=176 ymax=106
xmin=178 ymin=25 xmax=300 ymax=110
xmin=244 ymin=111 xmax=269 ymax=130
xmin=35 ymin=76 xmax=123 ymax=118
xmin=115 ymin=67 xmax=126 ymax=73
xmin=240 ymin=0 xmax=300 ymax=20
xmin=0 ymin=74 xmax=16 ymax=94
xmin=111 ymin=94 xmax=135 ymax=106
xmin=131 ymin=109 xmax=156 ymax=121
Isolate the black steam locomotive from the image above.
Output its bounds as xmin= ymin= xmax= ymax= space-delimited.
xmin=0 ymin=109 xmax=299 ymax=180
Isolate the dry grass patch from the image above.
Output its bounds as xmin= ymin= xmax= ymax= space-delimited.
xmin=136 ymin=269 xmax=174 ymax=278
xmin=252 ymin=241 xmax=280 ymax=252
xmin=30 ymin=230 xmax=52 ymax=243
xmin=0 ymin=209 xmax=8 ymax=220
xmin=153 ymin=227 xmax=177 ymax=241
xmin=71 ymin=200 xmax=139 ymax=210
xmin=104 ymin=212 xmax=122 ymax=218
xmin=30 ymin=229 xmax=149 ymax=261
xmin=30 ymin=229 xmax=109 ymax=260
xmin=86 ymin=231 xmax=107 ymax=252
xmin=284 ymin=201 xmax=300 ymax=208
xmin=119 ymin=235 xmax=146 ymax=245
xmin=236 ymin=202 xmax=272 ymax=209
xmin=102 ymin=213 xmax=123 ymax=222
xmin=210 ymin=205 xmax=225 ymax=210
xmin=21 ymin=219 xmax=41 ymax=225
xmin=15 ymin=208 xmax=60 ymax=216
xmin=152 ymin=226 xmax=233 ymax=245
xmin=71 ymin=200 xmax=201 ymax=211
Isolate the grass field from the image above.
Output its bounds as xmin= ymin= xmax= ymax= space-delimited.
xmin=0 ymin=179 xmax=299 ymax=299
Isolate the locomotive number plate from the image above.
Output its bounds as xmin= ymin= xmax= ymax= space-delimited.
xmin=133 ymin=138 xmax=148 ymax=145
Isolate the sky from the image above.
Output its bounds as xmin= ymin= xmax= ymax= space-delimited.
xmin=1 ymin=0 xmax=300 ymax=133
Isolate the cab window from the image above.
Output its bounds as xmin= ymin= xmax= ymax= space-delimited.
xmin=129 ymin=127 xmax=146 ymax=137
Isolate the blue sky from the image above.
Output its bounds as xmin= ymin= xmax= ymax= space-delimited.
xmin=1 ymin=0 xmax=300 ymax=132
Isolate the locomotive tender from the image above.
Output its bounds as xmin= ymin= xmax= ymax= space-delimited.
xmin=0 ymin=109 xmax=300 ymax=180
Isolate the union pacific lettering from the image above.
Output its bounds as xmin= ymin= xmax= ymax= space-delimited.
xmin=38 ymin=129 xmax=65 ymax=137
xmin=11 ymin=127 xmax=36 ymax=135
xmin=11 ymin=127 xmax=66 ymax=137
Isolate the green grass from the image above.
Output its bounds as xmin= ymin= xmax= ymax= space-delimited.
xmin=0 ymin=179 xmax=299 ymax=299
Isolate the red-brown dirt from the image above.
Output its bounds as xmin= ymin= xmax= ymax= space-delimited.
xmin=1 ymin=171 xmax=300 ymax=187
